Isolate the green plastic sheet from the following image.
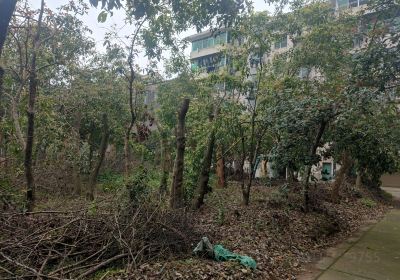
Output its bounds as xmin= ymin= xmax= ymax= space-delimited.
xmin=214 ymin=244 xmax=257 ymax=269
xmin=193 ymin=237 xmax=257 ymax=269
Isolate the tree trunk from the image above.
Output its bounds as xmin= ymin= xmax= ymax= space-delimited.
xmin=11 ymin=97 xmax=25 ymax=150
xmin=287 ymin=164 xmax=297 ymax=183
xmin=87 ymin=114 xmax=109 ymax=200
xmin=124 ymin=56 xmax=136 ymax=177
xmin=216 ymin=145 xmax=226 ymax=188
xmin=243 ymin=147 xmax=259 ymax=206
xmin=0 ymin=66 xmax=4 ymax=118
xmin=170 ymin=98 xmax=190 ymax=209
xmin=0 ymin=0 xmax=17 ymax=140
xmin=88 ymin=122 xmax=95 ymax=172
xmin=73 ymin=111 xmax=82 ymax=196
xmin=242 ymin=100 xmax=260 ymax=206
xmin=331 ymin=151 xmax=352 ymax=202
xmin=239 ymin=131 xmax=246 ymax=197
xmin=194 ymin=128 xmax=216 ymax=209
xmin=302 ymin=120 xmax=327 ymax=212
xmin=0 ymin=0 xmax=16 ymax=56
xmin=242 ymin=134 xmax=261 ymax=206
xmin=356 ymin=164 xmax=364 ymax=189
xmin=242 ymin=174 xmax=253 ymax=206
xmin=159 ymin=135 xmax=169 ymax=194
xmin=25 ymin=0 xmax=44 ymax=212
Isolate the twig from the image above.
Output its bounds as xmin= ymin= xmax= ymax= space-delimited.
xmin=0 ymin=252 xmax=62 ymax=280
xmin=77 ymin=253 xmax=128 ymax=279
xmin=37 ymin=251 xmax=51 ymax=279
xmin=99 ymin=271 xmax=110 ymax=280
xmin=0 ymin=264 xmax=15 ymax=275
xmin=157 ymin=222 xmax=189 ymax=243
xmin=49 ymin=242 xmax=111 ymax=276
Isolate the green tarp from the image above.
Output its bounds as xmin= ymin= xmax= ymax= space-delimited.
xmin=193 ymin=237 xmax=257 ymax=269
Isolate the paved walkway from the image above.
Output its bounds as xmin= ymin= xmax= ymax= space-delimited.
xmin=301 ymin=187 xmax=400 ymax=280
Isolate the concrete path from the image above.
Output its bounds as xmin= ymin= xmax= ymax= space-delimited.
xmin=300 ymin=188 xmax=400 ymax=280
xmin=382 ymin=187 xmax=400 ymax=201
xmin=381 ymin=174 xmax=400 ymax=188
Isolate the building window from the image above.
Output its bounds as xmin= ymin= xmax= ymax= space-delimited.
xmin=191 ymin=54 xmax=226 ymax=72
xmin=274 ymin=35 xmax=287 ymax=49
xmin=337 ymin=0 xmax=349 ymax=8
xmin=349 ymin=0 xmax=358 ymax=8
xmin=337 ymin=0 xmax=368 ymax=8
xmin=191 ymin=32 xmax=228 ymax=52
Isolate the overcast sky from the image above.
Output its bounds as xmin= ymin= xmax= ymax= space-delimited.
xmin=29 ymin=0 xmax=272 ymax=73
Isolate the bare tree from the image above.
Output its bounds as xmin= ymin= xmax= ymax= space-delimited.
xmin=159 ymin=133 xmax=170 ymax=194
xmin=0 ymin=0 xmax=17 ymax=120
xmin=88 ymin=114 xmax=110 ymax=200
xmin=301 ymin=120 xmax=327 ymax=212
xmin=25 ymin=0 xmax=44 ymax=212
xmin=194 ymin=113 xmax=216 ymax=209
xmin=216 ymin=145 xmax=226 ymax=188
xmin=123 ymin=18 xmax=147 ymax=178
xmin=332 ymin=151 xmax=352 ymax=202
xmin=0 ymin=0 xmax=17 ymax=54
xmin=170 ymin=98 xmax=190 ymax=209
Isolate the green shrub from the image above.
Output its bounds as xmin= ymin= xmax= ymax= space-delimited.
xmin=126 ymin=166 xmax=149 ymax=204
xmin=98 ymin=171 xmax=124 ymax=192
xmin=0 ymin=177 xmax=24 ymax=210
xmin=360 ymin=198 xmax=377 ymax=208
xmin=216 ymin=206 xmax=225 ymax=226
xmin=146 ymin=168 xmax=162 ymax=190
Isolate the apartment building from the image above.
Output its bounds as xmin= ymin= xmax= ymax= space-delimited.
xmin=186 ymin=28 xmax=230 ymax=75
xmin=186 ymin=0 xmax=399 ymax=72
xmin=185 ymin=0 xmax=399 ymax=181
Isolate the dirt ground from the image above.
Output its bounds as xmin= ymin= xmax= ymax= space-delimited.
xmin=111 ymin=182 xmax=389 ymax=280
xmin=0 ymin=180 xmax=390 ymax=280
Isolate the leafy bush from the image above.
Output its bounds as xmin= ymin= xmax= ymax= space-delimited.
xmin=145 ymin=168 xmax=162 ymax=190
xmin=214 ymin=193 xmax=226 ymax=226
xmin=360 ymin=198 xmax=377 ymax=208
xmin=126 ymin=166 xmax=150 ymax=204
xmin=0 ymin=177 xmax=24 ymax=210
xmin=98 ymin=171 xmax=124 ymax=192
xmin=216 ymin=206 xmax=225 ymax=226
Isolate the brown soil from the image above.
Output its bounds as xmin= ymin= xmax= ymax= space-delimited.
xmin=112 ymin=182 xmax=388 ymax=280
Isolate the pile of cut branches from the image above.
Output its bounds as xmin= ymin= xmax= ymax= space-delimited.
xmin=0 ymin=202 xmax=197 ymax=279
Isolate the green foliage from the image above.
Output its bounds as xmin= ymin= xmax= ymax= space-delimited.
xmin=157 ymin=74 xmax=217 ymax=202
xmin=360 ymin=198 xmax=377 ymax=208
xmin=126 ymin=166 xmax=150 ymax=204
xmin=146 ymin=168 xmax=163 ymax=190
xmin=0 ymin=177 xmax=23 ymax=210
xmin=215 ymin=195 xmax=226 ymax=226
xmin=97 ymin=10 xmax=108 ymax=22
xmin=0 ymin=0 xmax=398 ymax=214
xmin=88 ymin=200 xmax=98 ymax=215
xmin=90 ymin=0 xmax=249 ymax=32
xmin=98 ymin=171 xmax=125 ymax=192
